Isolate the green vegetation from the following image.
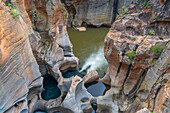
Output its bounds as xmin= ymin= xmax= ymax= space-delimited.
xmin=8 ymin=3 xmax=20 ymax=18
xmin=62 ymin=3 xmax=67 ymax=19
xmin=128 ymin=98 xmax=135 ymax=104
xmin=152 ymin=59 xmax=157 ymax=64
xmin=116 ymin=6 xmax=128 ymax=20
xmin=127 ymin=50 xmax=136 ymax=62
xmin=151 ymin=46 xmax=164 ymax=56
xmin=30 ymin=8 xmax=43 ymax=23
xmin=151 ymin=46 xmax=165 ymax=64
xmin=141 ymin=46 xmax=146 ymax=49
xmin=30 ymin=8 xmax=38 ymax=23
xmin=154 ymin=16 xmax=157 ymax=18
xmin=142 ymin=1 xmax=147 ymax=7
xmin=42 ymin=41 xmax=50 ymax=61
xmin=148 ymin=30 xmax=155 ymax=35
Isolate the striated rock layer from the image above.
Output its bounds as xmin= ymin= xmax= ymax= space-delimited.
xmin=64 ymin=0 xmax=133 ymax=27
xmin=0 ymin=0 xmax=79 ymax=112
xmin=0 ymin=0 xmax=169 ymax=113
xmin=103 ymin=0 xmax=170 ymax=112
xmin=0 ymin=1 xmax=42 ymax=112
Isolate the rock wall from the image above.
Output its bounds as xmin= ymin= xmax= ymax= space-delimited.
xmin=64 ymin=0 xmax=114 ymax=27
xmin=0 ymin=0 xmax=79 ymax=112
xmin=24 ymin=0 xmax=79 ymax=76
xmin=102 ymin=0 xmax=170 ymax=112
xmin=0 ymin=1 xmax=42 ymax=112
xmin=0 ymin=0 xmax=169 ymax=113
xmin=64 ymin=0 xmax=133 ymax=27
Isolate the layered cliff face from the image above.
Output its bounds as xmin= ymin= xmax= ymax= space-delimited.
xmin=102 ymin=0 xmax=170 ymax=112
xmin=0 ymin=0 xmax=79 ymax=112
xmin=64 ymin=0 xmax=133 ymax=27
xmin=0 ymin=0 xmax=169 ymax=113
xmin=65 ymin=0 xmax=114 ymax=27
xmin=24 ymin=0 xmax=79 ymax=76
xmin=0 ymin=1 xmax=42 ymax=112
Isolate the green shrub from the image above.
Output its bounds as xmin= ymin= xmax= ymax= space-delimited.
xmin=30 ymin=8 xmax=41 ymax=23
xmin=127 ymin=50 xmax=136 ymax=62
xmin=116 ymin=6 xmax=128 ymax=20
xmin=111 ymin=26 xmax=115 ymax=30
xmin=151 ymin=46 xmax=163 ymax=52
xmin=116 ymin=15 xmax=119 ymax=19
xmin=141 ymin=46 xmax=146 ymax=49
xmin=152 ymin=59 xmax=157 ymax=64
xmin=62 ymin=3 xmax=67 ymax=19
xmin=151 ymin=46 xmax=164 ymax=56
xmin=8 ymin=3 xmax=20 ymax=18
xmin=142 ymin=1 xmax=147 ymax=7
xmin=148 ymin=30 xmax=155 ymax=35
xmin=123 ymin=8 xmax=128 ymax=14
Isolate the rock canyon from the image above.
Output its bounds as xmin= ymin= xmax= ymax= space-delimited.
xmin=0 ymin=0 xmax=169 ymax=113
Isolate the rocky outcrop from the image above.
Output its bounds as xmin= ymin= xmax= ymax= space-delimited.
xmin=153 ymin=80 xmax=170 ymax=113
xmin=103 ymin=0 xmax=170 ymax=112
xmin=83 ymin=70 xmax=99 ymax=84
xmin=64 ymin=0 xmax=133 ymax=27
xmin=62 ymin=76 xmax=93 ymax=113
xmin=0 ymin=1 xmax=42 ymax=112
xmin=64 ymin=0 xmax=114 ymax=27
xmin=25 ymin=0 xmax=79 ymax=77
xmin=0 ymin=0 xmax=169 ymax=113
xmin=0 ymin=0 xmax=79 ymax=112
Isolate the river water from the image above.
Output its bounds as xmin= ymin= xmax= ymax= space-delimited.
xmin=68 ymin=27 xmax=109 ymax=77
xmin=35 ymin=28 xmax=109 ymax=113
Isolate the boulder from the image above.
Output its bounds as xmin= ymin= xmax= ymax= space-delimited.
xmin=137 ymin=108 xmax=150 ymax=113
xmin=83 ymin=70 xmax=99 ymax=84
xmin=62 ymin=76 xmax=93 ymax=113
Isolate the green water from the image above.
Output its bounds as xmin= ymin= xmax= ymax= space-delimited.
xmin=68 ymin=28 xmax=109 ymax=66
xmin=41 ymin=74 xmax=61 ymax=100
xmin=68 ymin=28 xmax=109 ymax=77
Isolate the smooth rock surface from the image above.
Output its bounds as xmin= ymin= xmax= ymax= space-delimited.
xmin=62 ymin=76 xmax=93 ymax=113
xmin=0 ymin=1 xmax=42 ymax=112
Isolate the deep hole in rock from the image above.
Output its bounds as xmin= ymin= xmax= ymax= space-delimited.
xmin=85 ymin=81 xmax=106 ymax=97
xmin=62 ymin=70 xmax=87 ymax=78
xmin=41 ymin=74 xmax=61 ymax=100
xmin=91 ymin=103 xmax=97 ymax=113
xmin=34 ymin=110 xmax=47 ymax=113
xmin=53 ymin=111 xmax=61 ymax=113
xmin=80 ymin=97 xmax=89 ymax=103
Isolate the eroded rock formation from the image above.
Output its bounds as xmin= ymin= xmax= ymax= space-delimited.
xmin=0 ymin=1 xmax=42 ymax=112
xmin=0 ymin=0 xmax=79 ymax=112
xmin=64 ymin=0 xmax=133 ymax=27
xmin=0 ymin=0 xmax=169 ymax=113
xmin=103 ymin=0 xmax=170 ymax=112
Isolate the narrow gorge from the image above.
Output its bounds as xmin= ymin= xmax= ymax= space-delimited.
xmin=0 ymin=0 xmax=169 ymax=113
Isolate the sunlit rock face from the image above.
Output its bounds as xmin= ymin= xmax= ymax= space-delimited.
xmin=103 ymin=0 xmax=170 ymax=112
xmin=0 ymin=0 xmax=79 ymax=112
xmin=0 ymin=0 xmax=169 ymax=113
xmin=0 ymin=1 xmax=42 ymax=113
xmin=24 ymin=0 xmax=79 ymax=77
